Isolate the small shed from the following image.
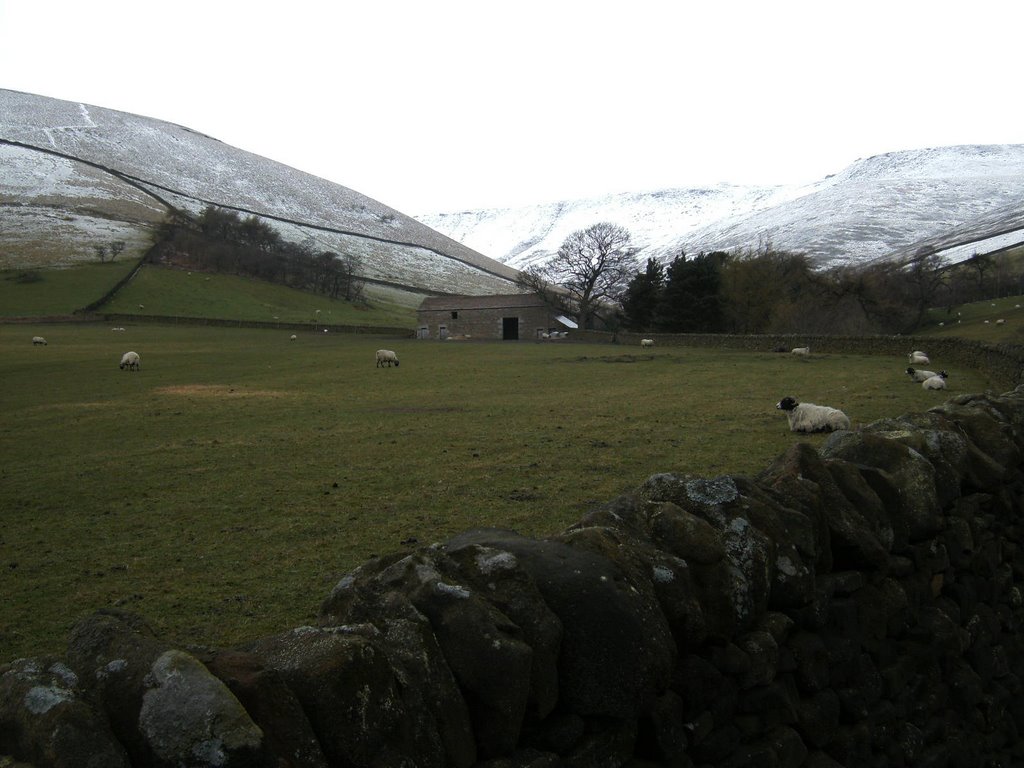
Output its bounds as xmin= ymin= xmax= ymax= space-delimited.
xmin=416 ymin=293 xmax=575 ymax=340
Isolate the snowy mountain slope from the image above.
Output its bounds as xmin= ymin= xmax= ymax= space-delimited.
xmin=416 ymin=145 xmax=1024 ymax=270
xmin=0 ymin=88 xmax=523 ymax=298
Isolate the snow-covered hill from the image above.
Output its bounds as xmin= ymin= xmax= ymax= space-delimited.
xmin=415 ymin=145 xmax=1024 ymax=270
xmin=4 ymin=87 xmax=1022 ymax=297
xmin=0 ymin=88 xmax=524 ymax=300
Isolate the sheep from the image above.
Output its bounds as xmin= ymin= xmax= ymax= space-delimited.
xmin=375 ymin=349 xmax=399 ymax=368
xmin=640 ymin=339 xmax=655 ymax=348
xmin=906 ymin=366 xmax=945 ymax=383
xmin=776 ymin=396 xmax=850 ymax=433
xmin=289 ymin=334 xmax=297 ymax=341
xmin=31 ymin=336 xmax=47 ymax=346
xmin=119 ymin=351 xmax=140 ymax=371
xmin=909 ymin=350 xmax=930 ymax=365
xmin=922 ymin=372 xmax=948 ymax=390
xmin=996 ymin=319 xmax=1006 ymax=325
xmin=791 ymin=347 xmax=810 ymax=356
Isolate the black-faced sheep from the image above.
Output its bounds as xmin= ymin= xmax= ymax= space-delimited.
xmin=375 ymin=349 xmax=399 ymax=368
xmin=922 ymin=372 xmax=948 ymax=390
xmin=119 ymin=351 xmax=140 ymax=371
xmin=776 ymin=396 xmax=850 ymax=433
xmin=31 ymin=336 xmax=47 ymax=346
xmin=906 ymin=366 xmax=945 ymax=383
xmin=909 ymin=350 xmax=930 ymax=365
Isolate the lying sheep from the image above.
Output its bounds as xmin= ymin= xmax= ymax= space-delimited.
xmin=909 ymin=350 xmax=930 ymax=365
xmin=776 ymin=396 xmax=850 ymax=433
xmin=31 ymin=336 xmax=47 ymax=346
xmin=375 ymin=349 xmax=399 ymax=368
xmin=906 ymin=366 xmax=945 ymax=383
xmin=119 ymin=351 xmax=141 ymax=371
xmin=922 ymin=372 xmax=948 ymax=390
xmin=791 ymin=347 xmax=810 ymax=356
xmin=640 ymin=338 xmax=655 ymax=348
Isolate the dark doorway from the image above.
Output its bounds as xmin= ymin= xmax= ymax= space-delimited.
xmin=502 ymin=317 xmax=519 ymax=340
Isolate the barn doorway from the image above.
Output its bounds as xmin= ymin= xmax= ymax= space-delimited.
xmin=502 ymin=317 xmax=519 ymax=340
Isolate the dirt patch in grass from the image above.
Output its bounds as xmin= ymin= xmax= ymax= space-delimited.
xmin=154 ymin=384 xmax=290 ymax=398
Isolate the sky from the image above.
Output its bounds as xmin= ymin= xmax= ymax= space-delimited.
xmin=2 ymin=1 xmax=1023 ymax=213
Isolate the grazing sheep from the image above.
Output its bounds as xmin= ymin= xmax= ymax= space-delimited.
xmin=922 ymin=372 xmax=948 ymax=390
xmin=776 ymin=396 xmax=850 ymax=433
xmin=791 ymin=347 xmax=810 ymax=356
xmin=119 ymin=351 xmax=140 ymax=371
xmin=31 ymin=336 xmax=47 ymax=346
xmin=909 ymin=350 xmax=930 ymax=365
xmin=289 ymin=334 xmax=297 ymax=341
xmin=375 ymin=349 xmax=399 ymax=368
xmin=640 ymin=339 xmax=655 ymax=348
xmin=906 ymin=366 xmax=944 ymax=383
xmin=996 ymin=319 xmax=1006 ymax=325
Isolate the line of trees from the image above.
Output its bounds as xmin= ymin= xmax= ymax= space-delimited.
xmin=522 ymin=223 xmax=1024 ymax=336
xmin=152 ymin=206 xmax=365 ymax=302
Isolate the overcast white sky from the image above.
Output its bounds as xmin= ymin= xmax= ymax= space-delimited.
xmin=2 ymin=1 xmax=1022 ymax=213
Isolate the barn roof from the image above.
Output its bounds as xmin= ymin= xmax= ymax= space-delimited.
xmin=417 ymin=293 xmax=549 ymax=312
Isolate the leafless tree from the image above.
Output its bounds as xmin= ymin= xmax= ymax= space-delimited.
xmin=521 ymin=222 xmax=636 ymax=329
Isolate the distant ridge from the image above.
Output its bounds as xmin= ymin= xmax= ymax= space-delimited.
xmin=415 ymin=145 xmax=1024 ymax=270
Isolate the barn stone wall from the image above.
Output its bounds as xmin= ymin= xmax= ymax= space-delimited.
xmin=3 ymin=385 xmax=1024 ymax=767
xmin=418 ymin=304 xmax=557 ymax=340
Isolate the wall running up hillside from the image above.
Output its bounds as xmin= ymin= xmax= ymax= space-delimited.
xmin=2 ymin=383 xmax=1023 ymax=767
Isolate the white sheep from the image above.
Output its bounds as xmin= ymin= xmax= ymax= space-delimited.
xmin=909 ymin=350 xmax=930 ymax=365
xmin=119 ymin=351 xmax=140 ymax=371
xmin=375 ymin=349 xmax=399 ymax=368
xmin=791 ymin=347 xmax=810 ymax=356
xmin=776 ymin=396 xmax=850 ymax=433
xmin=640 ymin=338 xmax=655 ymax=348
xmin=289 ymin=334 xmax=297 ymax=341
xmin=906 ymin=366 xmax=944 ymax=383
xmin=922 ymin=372 xmax=948 ymax=390
xmin=31 ymin=336 xmax=47 ymax=346
xmin=996 ymin=319 xmax=1006 ymax=325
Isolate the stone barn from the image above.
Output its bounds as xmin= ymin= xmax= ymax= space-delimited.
xmin=416 ymin=293 xmax=576 ymax=340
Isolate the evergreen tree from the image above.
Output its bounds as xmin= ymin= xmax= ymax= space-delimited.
xmin=621 ymin=258 xmax=665 ymax=330
xmin=654 ymin=252 xmax=726 ymax=332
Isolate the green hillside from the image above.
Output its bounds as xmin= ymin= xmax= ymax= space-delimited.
xmin=1 ymin=261 xmax=418 ymax=328
xmin=919 ymin=293 xmax=1024 ymax=344
xmin=0 ymin=260 xmax=138 ymax=316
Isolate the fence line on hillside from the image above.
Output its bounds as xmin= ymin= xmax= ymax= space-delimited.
xmin=0 ymin=312 xmax=413 ymax=337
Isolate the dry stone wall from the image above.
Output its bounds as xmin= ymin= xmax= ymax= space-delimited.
xmin=576 ymin=330 xmax=1024 ymax=391
xmin=3 ymin=385 xmax=1024 ymax=767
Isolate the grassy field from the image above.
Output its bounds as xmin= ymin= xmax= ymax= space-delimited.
xmin=920 ymin=293 xmax=1024 ymax=344
xmin=0 ymin=260 xmax=139 ymax=317
xmin=103 ymin=264 xmax=419 ymax=327
xmin=0 ymin=261 xmax=418 ymax=328
xmin=0 ymin=323 xmax=998 ymax=661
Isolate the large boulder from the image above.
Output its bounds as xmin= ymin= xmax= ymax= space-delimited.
xmin=242 ymin=624 xmax=412 ymax=768
xmin=446 ymin=528 xmax=676 ymax=721
xmin=0 ymin=656 xmax=129 ymax=768
xmin=820 ymin=431 xmax=941 ymax=546
xmin=65 ymin=609 xmax=264 ymax=768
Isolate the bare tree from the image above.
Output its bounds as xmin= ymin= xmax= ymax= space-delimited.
xmin=523 ymin=222 xmax=636 ymax=329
